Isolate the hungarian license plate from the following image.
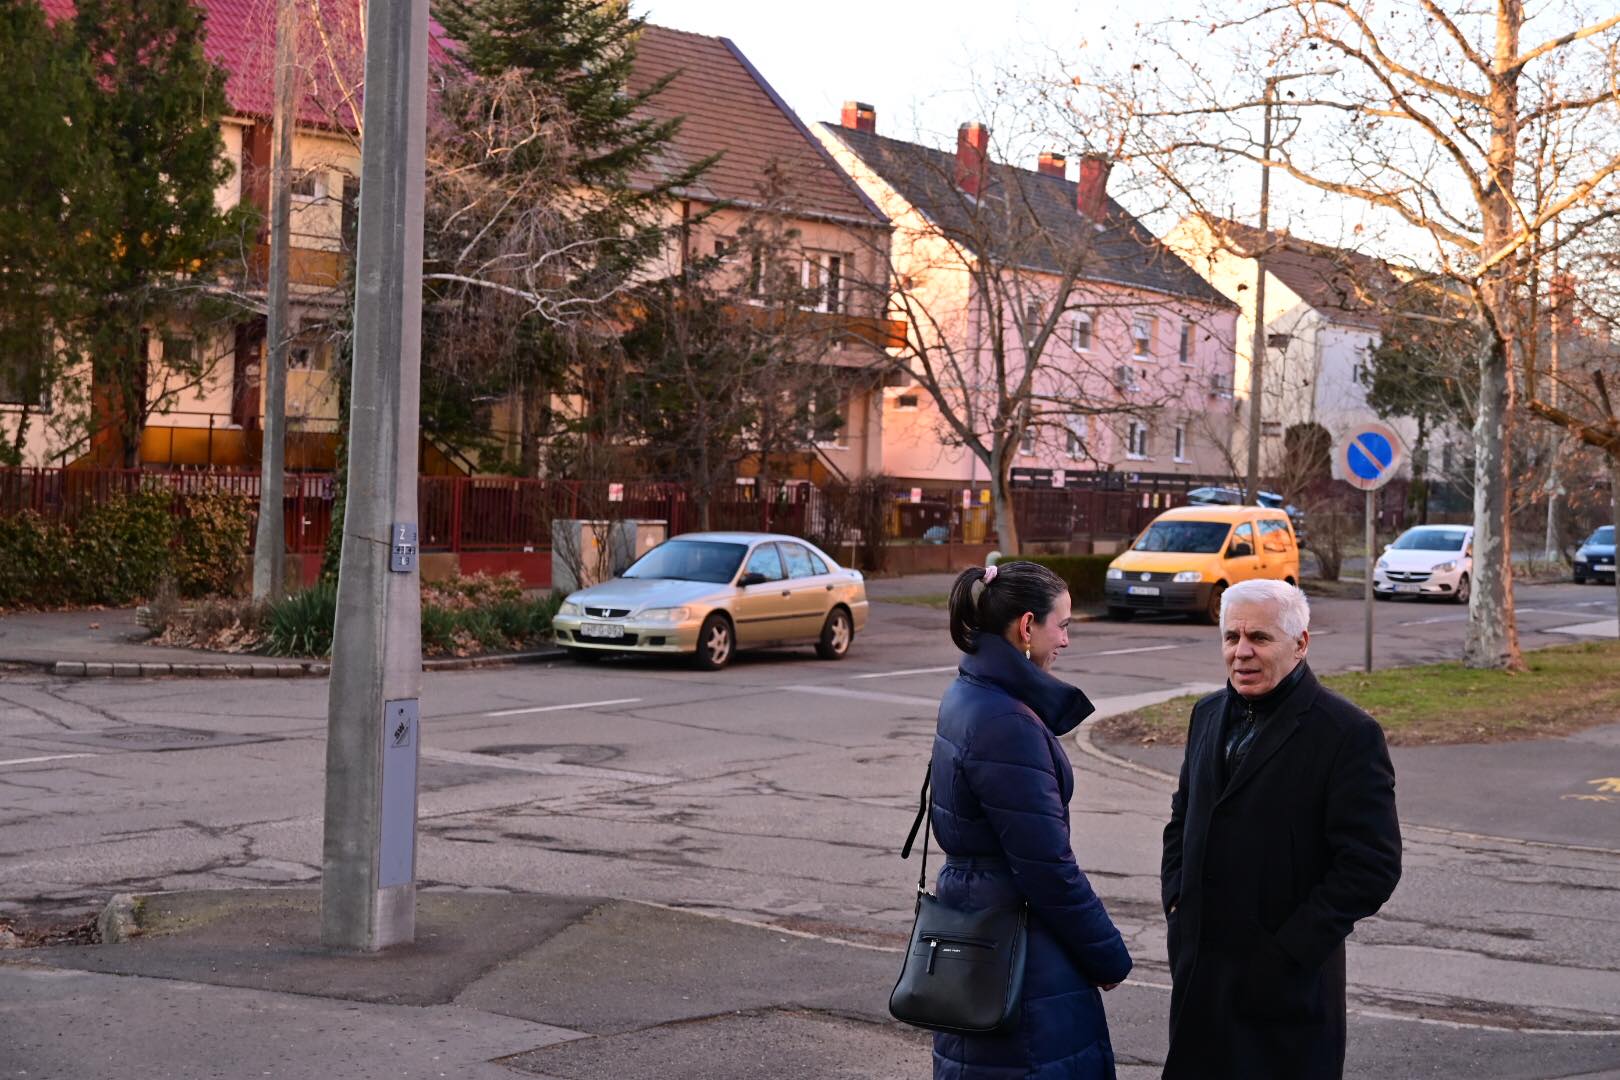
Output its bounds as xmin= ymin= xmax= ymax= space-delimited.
xmin=1128 ymin=585 xmax=1160 ymax=596
xmin=1395 ymin=584 xmax=1423 ymax=593
xmin=579 ymin=622 xmax=625 ymax=639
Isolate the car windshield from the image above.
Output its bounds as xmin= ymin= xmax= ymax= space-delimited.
xmin=1133 ymin=521 xmax=1231 ymax=553
xmin=622 ymin=540 xmax=748 ymax=583
xmin=1391 ymin=528 xmax=1468 ymax=552
xmin=1590 ymin=526 xmax=1614 ymax=546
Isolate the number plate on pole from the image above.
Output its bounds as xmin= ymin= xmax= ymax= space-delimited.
xmin=390 ymin=523 xmax=418 ymax=573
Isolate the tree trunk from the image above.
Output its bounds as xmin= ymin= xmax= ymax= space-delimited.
xmin=990 ymin=450 xmax=1019 ymax=555
xmin=1411 ymin=415 xmax=1429 ymax=526
xmin=1611 ymin=452 xmax=1619 ymax=624
xmin=1463 ymin=336 xmax=1523 ymax=670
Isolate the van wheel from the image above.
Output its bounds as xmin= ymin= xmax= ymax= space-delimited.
xmin=816 ymin=607 xmax=853 ymax=660
xmin=1203 ymin=583 xmax=1227 ymax=626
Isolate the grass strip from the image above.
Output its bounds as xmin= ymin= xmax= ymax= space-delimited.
xmin=1094 ymin=640 xmax=1620 ymax=747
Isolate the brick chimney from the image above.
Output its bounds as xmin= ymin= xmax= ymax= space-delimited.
xmin=1037 ymin=151 xmax=1067 ymax=178
xmin=840 ymin=100 xmax=876 ymax=133
xmin=1077 ymin=154 xmax=1112 ymax=219
xmin=956 ymin=123 xmax=990 ymax=198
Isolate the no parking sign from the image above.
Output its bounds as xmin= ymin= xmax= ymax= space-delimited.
xmin=1335 ymin=421 xmax=1405 ymax=492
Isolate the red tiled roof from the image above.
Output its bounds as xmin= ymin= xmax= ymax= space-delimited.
xmin=40 ymin=0 xmax=454 ymax=131
xmin=627 ymin=25 xmax=885 ymax=228
xmin=1205 ymin=217 xmax=1401 ymax=329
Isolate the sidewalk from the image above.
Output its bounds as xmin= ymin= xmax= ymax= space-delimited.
xmin=0 ymin=887 xmax=942 ymax=1080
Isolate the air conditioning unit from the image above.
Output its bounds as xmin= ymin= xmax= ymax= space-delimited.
xmin=1210 ymin=372 xmax=1234 ymax=397
xmin=1115 ymin=364 xmax=1138 ymax=391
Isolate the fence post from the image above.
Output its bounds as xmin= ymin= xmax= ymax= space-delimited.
xmin=450 ymin=476 xmax=464 ymax=554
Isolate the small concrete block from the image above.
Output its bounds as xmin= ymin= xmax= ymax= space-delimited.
xmin=97 ymin=893 xmax=142 ymax=944
xmin=276 ymin=664 xmax=302 ymax=677
xmin=139 ymin=663 xmax=171 ymax=678
xmin=170 ymin=663 xmax=200 ymax=677
xmin=227 ymin=662 xmax=256 ymax=677
xmin=83 ymin=662 xmax=113 ymax=677
xmin=307 ymin=662 xmax=330 ymax=677
xmin=250 ymin=663 xmax=280 ymax=678
xmin=112 ymin=663 xmax=142 ymax=678
xmin=53 ymin=661 xmax=86 ymax=677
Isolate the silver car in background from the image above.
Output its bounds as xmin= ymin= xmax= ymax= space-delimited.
xmin=552 ymin=532 xmax=870 ymax=670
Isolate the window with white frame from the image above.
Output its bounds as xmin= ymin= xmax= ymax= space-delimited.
xmin=1070 ymin=312 xmax=1093 ymax=352
xmin=803 ymin=252 xmax=845 ymax=313
xmin=290 ymin=169 xmax=326 ymax=200
xmin=1126 ymin=420 xmax=1150 ymax=459
xmin=1020 ymin=426 xmax=1037 ymax=456
xmin=893 ymin=393 xmax=920 ymax=411
xmin=1178 ymin=322 xmax=1192 ymax=364
xmin=1065 ymin=416 xmax=1088 ymax=458
xmin=1174 ymin=424 xmax=1188 ymax=461
xmin=1131 ymin=315 xmax=1154 ymax=358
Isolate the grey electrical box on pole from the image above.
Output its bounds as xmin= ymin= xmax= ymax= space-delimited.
xmin=319 ymin=0 xmax=429 ymax=951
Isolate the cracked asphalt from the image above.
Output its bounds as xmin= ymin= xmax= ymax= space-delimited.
xmin=1 ymin=580 xmax=1617 ymax=1077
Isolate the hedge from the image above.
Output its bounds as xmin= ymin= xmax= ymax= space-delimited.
xmin=1014 ymin=554 xmax=1115 ymax=605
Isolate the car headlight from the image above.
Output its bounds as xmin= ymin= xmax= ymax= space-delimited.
xmin=558 ymin=601 xmax=583 ymax=616
xmin=1106 ymin=568 xmax=1123 ymax=580
xmin=1375 ymin=559 xmax=1388 ymax=570
xmin=1432 ymin=561 xmax=1457 ymax=573
xmin=637 ymin=606 xmax=691 ymax=624
xmin=1172 ymin=571 xmax=1203 ymax=583
xmin=1575 ymin=553 xmax=1588 ymax=563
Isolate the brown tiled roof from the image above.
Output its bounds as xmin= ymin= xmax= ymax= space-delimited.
xmin=627 ymin=25 xmax=886 ymax=229
xmin=1204 ymin=217 xmax=1402 ymax=329
xmin=825 ymin=125 xmax=1231 ymax=307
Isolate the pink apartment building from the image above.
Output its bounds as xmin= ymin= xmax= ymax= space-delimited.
xmin=816 ymin=105 xmax=1240 ymax=494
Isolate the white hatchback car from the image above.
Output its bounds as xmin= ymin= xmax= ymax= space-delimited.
xmin=1373 ymin=525 xmax=1474 ymax=603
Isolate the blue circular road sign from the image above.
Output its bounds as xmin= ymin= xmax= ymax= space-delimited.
xmin=1336 ymin=421 xmax=1405 ymax=491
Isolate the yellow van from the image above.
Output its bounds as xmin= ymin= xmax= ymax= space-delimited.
xmin=1104 ymin=505 xmax=1301 ymax=623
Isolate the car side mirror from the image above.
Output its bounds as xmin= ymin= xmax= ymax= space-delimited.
xmin=1228 ymin=541 xmax=1254 ymax=559
xmin=739 ymin=571 xmax=767 ymax=587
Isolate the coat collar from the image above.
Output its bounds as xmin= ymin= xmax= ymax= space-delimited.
xmin=1215 ymin=662 xmax=1322 ymax=804
xmin=958 ymin=633 xmax=1095 ymax=736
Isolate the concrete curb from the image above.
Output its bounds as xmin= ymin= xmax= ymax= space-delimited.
xmin=41 ymin=647 xmax=568 ymax=679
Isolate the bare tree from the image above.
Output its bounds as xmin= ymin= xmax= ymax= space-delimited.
xmin=1070 ymin=1 xmax=1620 ymax=669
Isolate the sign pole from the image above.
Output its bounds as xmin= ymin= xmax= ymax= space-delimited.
xmin=1364 ymin=488 xmax=1375 ymax=673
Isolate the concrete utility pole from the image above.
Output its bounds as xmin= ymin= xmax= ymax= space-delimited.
xmin=320 ymin=0 xmax=429 ymax=951
xmin=1243 ymin=78 xmax=1275 ymax=507
xmin=1244 ymin=68 xmax=1337 ymax=505
xmin=251 ymin=0 xmax=298 ymax=601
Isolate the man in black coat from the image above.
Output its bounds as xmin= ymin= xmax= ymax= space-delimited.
xmin=1161 ymin=579 xmax=1401 ymax=1080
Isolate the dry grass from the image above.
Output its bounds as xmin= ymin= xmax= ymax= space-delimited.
xmin=1093 ymin=640 xmax=1620 ymax=747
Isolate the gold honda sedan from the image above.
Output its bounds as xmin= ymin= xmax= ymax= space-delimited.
xmin=551 ymin=532 xmax=870 ymax=670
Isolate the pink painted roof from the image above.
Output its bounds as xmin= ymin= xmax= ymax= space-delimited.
xmin=39 ymin=0 xmax=454 ymax=131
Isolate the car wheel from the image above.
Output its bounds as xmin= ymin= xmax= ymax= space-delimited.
xmin=1106 ymin=606 xmax=1134 ymax=622
xmin=815 ymin=607 xmax=853 ymax=660
xmin=1202 ymin=582 xmax=1226 ymax=626
xmin=565 ymin=647 xmax=605 ymax=663
xmin=1454 ymin=573 xmax=1470 ymax=605
xmin=1374 ymin=590 xmax=1390 ymax=602
xmin=1574 ymin=572 xmax=1587 ymax=585
xmin=694 ymin=613 xmax=734 ymax=671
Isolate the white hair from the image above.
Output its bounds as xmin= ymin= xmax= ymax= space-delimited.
xmin=1220 ymin=579 xmax=1310 ymax=639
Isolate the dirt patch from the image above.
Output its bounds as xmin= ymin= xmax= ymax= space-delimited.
xmin=1093 ymin=640 xmax=1620 ymax=747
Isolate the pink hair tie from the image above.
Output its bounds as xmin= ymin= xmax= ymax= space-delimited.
xmin=983 ymin=564 xmax=998 ymax=584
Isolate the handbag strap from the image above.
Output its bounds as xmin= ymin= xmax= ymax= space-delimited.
xmin=901 ymin=765 xmax=931 ymax=896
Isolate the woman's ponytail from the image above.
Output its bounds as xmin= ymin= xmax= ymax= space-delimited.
xmin=948 ymin=566 xmax=988 ymax=653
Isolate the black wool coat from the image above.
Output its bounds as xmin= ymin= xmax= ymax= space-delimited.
xmin=1160 ymin=663 xmax=1401 ymax=1080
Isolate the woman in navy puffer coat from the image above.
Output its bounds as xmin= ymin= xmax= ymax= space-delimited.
xmin=928 ymin=561 xmax=1132 ymax=1079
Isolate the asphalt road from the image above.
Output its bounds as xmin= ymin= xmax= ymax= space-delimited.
xmin=1 ymin=580 xmax=1617 ymax=1077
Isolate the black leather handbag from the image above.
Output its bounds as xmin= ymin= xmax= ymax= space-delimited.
xmin=888 ymin=768 xmax=1028 ymax=1035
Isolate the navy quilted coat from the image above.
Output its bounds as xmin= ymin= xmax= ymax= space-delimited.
xmin=928 ymin=633 xmax=1132 ymax=1080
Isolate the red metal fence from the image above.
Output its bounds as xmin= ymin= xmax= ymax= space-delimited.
xmin=0 ymin=467 xmax=1257 ymax=554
